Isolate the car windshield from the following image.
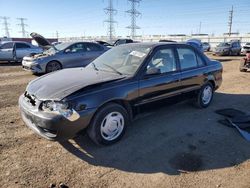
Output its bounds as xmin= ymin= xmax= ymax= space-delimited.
xmin=245 ymin=43 xmax=250 ymax=46
xmin=44 ymin=43 xmax=70 ymax=54
xmin=89 ymin=45 xmax=151 ymax=75
xmin=218 ymin=42 xmax=230 ymax=47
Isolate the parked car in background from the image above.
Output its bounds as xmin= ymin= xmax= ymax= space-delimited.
xmin=113 ymin=39 xmax=134 ymax=46
xmin=0 ymin=41 xmax=43 ymax=62
xmin=96 ymin=40 xmax=113 ymax=48
xmin=202 ymin=42 xmax=211 ymax=52
xmin=52 ymin=42 xmax=62 ymax=46
xmin=159 ymin=39 xmax=176 ymax=42
xmin=22 ymin=41 xmax=109 ymax=74
xmin=241 ymin=42 xmax=250 ymax=55
xmin=214 ymin=40 xmax=241 ymax=56
xmin=186 ymin=39 xmax=203 ymax=52
xmin=19 ymin=42 xmax=222 ymax=145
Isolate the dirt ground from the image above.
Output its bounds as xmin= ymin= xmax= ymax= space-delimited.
xmin=0 ymin=53 xmax=250 ymax=188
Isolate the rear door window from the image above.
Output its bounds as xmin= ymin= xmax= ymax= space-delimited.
xmin=177 ymin=48 xmax=198 ymax=70
xmin=85 ymin=43 xmax=103 ymax=51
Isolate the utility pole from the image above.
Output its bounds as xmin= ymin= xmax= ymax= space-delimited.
xmin=56 ymin=31 xmax=59 ymax=39
xmin=228 ymin=6 xmax=233 ymax=36
xmin=199 ymin=22 xmax=202 ymax=34
xmin=126 ymin=0 xmax=142 ymax=39
xmin=17 ymin=18 xmax=28 ymax=38
xmin=0 ymin=16 xmax=10 ymax=37
xmin=104 ymin=0 xmax=117 ymax=41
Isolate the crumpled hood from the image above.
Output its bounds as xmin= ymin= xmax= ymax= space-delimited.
xmin=26 ymin=67 xmax=125 ymax=100
xmin=23 ymin=53 xmax=50 ymax=61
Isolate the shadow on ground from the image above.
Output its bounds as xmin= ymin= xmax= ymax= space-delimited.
xmin=60 ymin=92 xmax=250 ymax=175
xmin=0 ymin=61 xmax=21 ymax=66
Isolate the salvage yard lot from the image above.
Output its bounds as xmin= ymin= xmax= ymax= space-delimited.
xmin=0 ymin=54 xmax=250 ymax=188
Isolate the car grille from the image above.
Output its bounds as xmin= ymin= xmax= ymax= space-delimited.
xmin=24 ymin=91 xmax=37 ymax=106
xmin=244 ymin=46 xmax=250 ymax=50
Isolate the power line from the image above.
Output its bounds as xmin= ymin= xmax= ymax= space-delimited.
xmin=126 ymin=0 xmax=142 ymax=39
xmin=17 ymin=17 xmax=28 ymax=38
xmin=104 ymin=0 xmax=117 ymax=41
xmin=228 ymin=6 xmax=233 ymax=36
xmin=0 ymin=16 xmax=10 ymax=37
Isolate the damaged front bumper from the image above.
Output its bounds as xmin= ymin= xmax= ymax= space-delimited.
xmin=22 ymin=59 xmax=44 ymax=73
xmin=18 ymin=94 xmax=96 ymax=141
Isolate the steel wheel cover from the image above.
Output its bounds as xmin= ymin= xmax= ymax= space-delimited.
xmin=202 ymin=85 xmax=212 ymax=105
xmin=100 ymin=111 xmax=125 ymax=141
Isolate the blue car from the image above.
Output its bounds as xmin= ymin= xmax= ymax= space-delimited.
xmin=22 ymin=33 xmax=109 ymax=74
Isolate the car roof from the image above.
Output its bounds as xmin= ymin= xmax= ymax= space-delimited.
xmin=119 ymin=42 xmax=189 ymax=48
xmin=61 ymin=41 xmax=102 ymax=46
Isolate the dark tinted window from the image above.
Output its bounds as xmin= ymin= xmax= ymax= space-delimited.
xmin=1 ymin=42 xmax=13 ymax=49
xmin=16 ymin=43 xmax=31 ymax=49
xmin=85 ymin=43 xmax=103 ymax=51
xmin=177 ymin=48 xmax=198 ymax=70
xmin=115 ymin=40 xmax=125 ymax=45
xmin=148 ymin=48 xmax=176 ymax=73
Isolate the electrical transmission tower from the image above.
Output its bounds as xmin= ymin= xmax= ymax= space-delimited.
xmin=104 ymin=0 xmax=117 ymax=41
xmin=228 ymin=6 xmax=233 ymax=36
xmin=126 ymin=0 xmax=142 ymax=39
xmin=17 ymin=18 xmax=28 ymax=38
xmin=0 ymin=16 xmax=11 ymax=37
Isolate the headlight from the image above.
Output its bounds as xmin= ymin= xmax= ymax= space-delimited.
xmin=41 ymin=100 xmax=80 ymax=121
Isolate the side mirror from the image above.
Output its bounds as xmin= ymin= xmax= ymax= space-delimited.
xmin=146 ymin=67 xmax=161 ymax=75
xmin=64 ymin=49 xmax=71 ymax=53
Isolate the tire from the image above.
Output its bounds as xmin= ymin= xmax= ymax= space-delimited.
xmin=87 ymin=103 xmax=129 ymax=145
xmin=195 ymin=83 xmax=214 ymax=108
xmin=46 ymin=61 xmax=62 ymax=73
xmin=240 ymin=69 xmax=247 ymax=72
xmin=239 ymin=61 xmax=247 ymax=72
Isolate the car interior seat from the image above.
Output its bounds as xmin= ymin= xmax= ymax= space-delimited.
xmin=182 ymin=54 xmax=196 ymax=69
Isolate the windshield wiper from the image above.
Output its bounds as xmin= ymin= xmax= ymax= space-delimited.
xmin=103 ymin=63 xmax=123 ymax=75
xmin=92 ymin=62 xmax=99 ymax=71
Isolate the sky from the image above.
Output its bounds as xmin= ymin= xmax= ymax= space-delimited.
xmin=0 ymin=0 xmax=249 ymax=38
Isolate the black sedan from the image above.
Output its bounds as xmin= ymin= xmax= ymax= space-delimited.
xmin=19 ymin=42 xmax=223 ymax=145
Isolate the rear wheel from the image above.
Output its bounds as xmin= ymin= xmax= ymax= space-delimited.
xmin=87 ymin=103 xmax=129 ymax=145
xmin=195 ymin=83 xmax=214 ymax=108
xmin=46 ymin=61 xmax=62 ymax=73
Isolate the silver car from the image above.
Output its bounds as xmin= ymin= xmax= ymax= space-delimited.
xmin=202 ymin=42 xmax=211 ymax=52
xmin=0 ymin=41 xmax=43 ymax=62
xmin=22 ymin=41 xmax=109 ymax=74
xmin=241 ymin=42 xmax=250 ymax=55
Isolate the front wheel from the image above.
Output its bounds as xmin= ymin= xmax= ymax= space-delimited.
xmin=87 ymin=103 xmax=129 ymax=145
xmin=195 ymin=83 xmax=214 ymax=108
xmin=46 ymin=61 xmax=62 ymax=73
